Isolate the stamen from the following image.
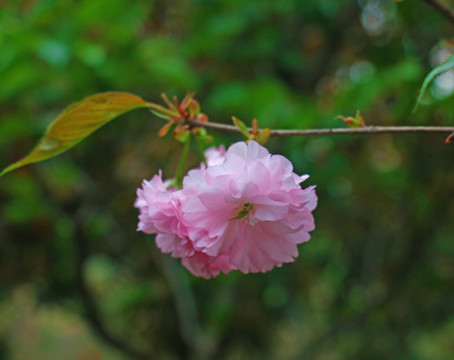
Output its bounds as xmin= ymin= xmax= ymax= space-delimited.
xmin=229 ymin=203 xmax=253 ymax=220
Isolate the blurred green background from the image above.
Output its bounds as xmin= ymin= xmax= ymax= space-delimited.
xmin=1 ymin=0 xmax=454 ymax=359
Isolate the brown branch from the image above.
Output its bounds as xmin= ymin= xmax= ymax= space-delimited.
xmin=422 ymin=0 xmax=454 ymax=25
xmin=191 ymin=120 xmax=454 ymax=138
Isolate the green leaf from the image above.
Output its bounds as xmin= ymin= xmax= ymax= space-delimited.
xmin=414 ymin=55 xmax=454 ymax=112
xmin=195 ymin=127 xmax=213 ymax=143
xmin=254 ymin=128 xmax=271 ymax=145
xmin=173 ymin=124 xmax=191 ymax=143
xmin=1 ymin=92 xmax=154 ymax=176
xmin=232 ymin=116 xmax=250 ymax=138
xmin=337 ymin=110 xmax=365 ymax=128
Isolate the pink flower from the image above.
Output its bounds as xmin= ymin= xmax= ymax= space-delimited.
xmin=156 ymin=232 xmax=234 ymax=279
xmin=134 ymin=171 xmax=178 ymax=235
xmin=135 ymin=141 xmax=317 ymax=278
xmin=181 ymin=141 xmax=317 ymax=274
xmin=204 ymin=145 xmax=226 ymax=166
xmin=135 ymin=172 xmax=234 ymax=279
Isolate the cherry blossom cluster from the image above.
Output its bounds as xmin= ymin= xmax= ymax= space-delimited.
xmin=135 ymin=141 xmax=317 ymax=279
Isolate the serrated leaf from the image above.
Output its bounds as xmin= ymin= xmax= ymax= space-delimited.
xmin=1 ymin=92 xmax=154 ymax=176
xmin=414 ymin=55 xmax=454 ymax=112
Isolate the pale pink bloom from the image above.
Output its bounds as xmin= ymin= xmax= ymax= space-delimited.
xmin=134 ymin=171 xmax=178 ymax=235
xmin=156 ymin=232 xmax=234 ymax=279
xmin=181 ymin=141 xmax=317 ymax=274
xmin=181 ymin=247 xmax=234 ymax=279
xmin=135 ymin=172 xmax=234 ymax=278
xmin=204 ymin=145 xmax=226 ymax=166
xmin=136 ymin=141 xmax=317 ymax=278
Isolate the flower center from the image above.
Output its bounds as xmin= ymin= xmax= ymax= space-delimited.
xmin=230 ymin=202 xmax=253 ymax=221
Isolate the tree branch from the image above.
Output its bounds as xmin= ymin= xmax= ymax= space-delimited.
xmin=422 ymin=0 xmax=454 ymax=25
xmin=191 ymin=120 xmax=454 ymax=138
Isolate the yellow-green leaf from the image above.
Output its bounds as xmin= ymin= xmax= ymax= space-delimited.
xmin=337 ymin=110 xmax=365 ymax=129
xmin=1 ymin=92 xmax=154 ymax=176
xmin=254 ymin=128 xmax=271 ymax=145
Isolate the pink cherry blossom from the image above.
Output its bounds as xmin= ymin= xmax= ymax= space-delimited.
xmin=135 ymin=172 xmax=234 ymax=278
xmin=156 ymin=232 xmax=234 ymax=279
xmin=135 ymin=141 xmax=317 ymax=278
xmin=204 ymin=145 xmax=226 ymax=166
xmin=180 ymin=141 xmax=317 ymax=274
xmin=134 ymin=171 xmax=177 ymax=235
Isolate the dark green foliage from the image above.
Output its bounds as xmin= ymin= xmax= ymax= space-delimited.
xmin=1 ymin=0 xmax=454 ymax=359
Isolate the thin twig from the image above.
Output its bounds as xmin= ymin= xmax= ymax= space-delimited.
xmin=422 ymin=0 xmax=454 ymax=25
xmin=191 ymin=120 xmax=454 ymax=138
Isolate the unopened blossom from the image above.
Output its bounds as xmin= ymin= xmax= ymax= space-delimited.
xmin=181 ymin=141 xmax=317 ymax=274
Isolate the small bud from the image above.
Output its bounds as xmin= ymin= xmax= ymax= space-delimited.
xmin=173 ymin=124 xmax=190 ymax=142
xmin=194 ymin=127 xmax=212 ymax=143
xmin=188 ymin=100 xmax=201 ymax=118
xmin=337 ymin=110 xmax=366 ymax=128
xmin=179 ymin=92 xmax=196 ymax=115
xmin=197 ymin=113 xmax=208 ymax=122
xmin=252 ymin=119 xmax=259 ymax=135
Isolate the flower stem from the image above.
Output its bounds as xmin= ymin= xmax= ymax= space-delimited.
xmin=175 ymin=137 xmax=191 ymax=188
xmin=195 ymin=137 xmax=207 ymax=165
